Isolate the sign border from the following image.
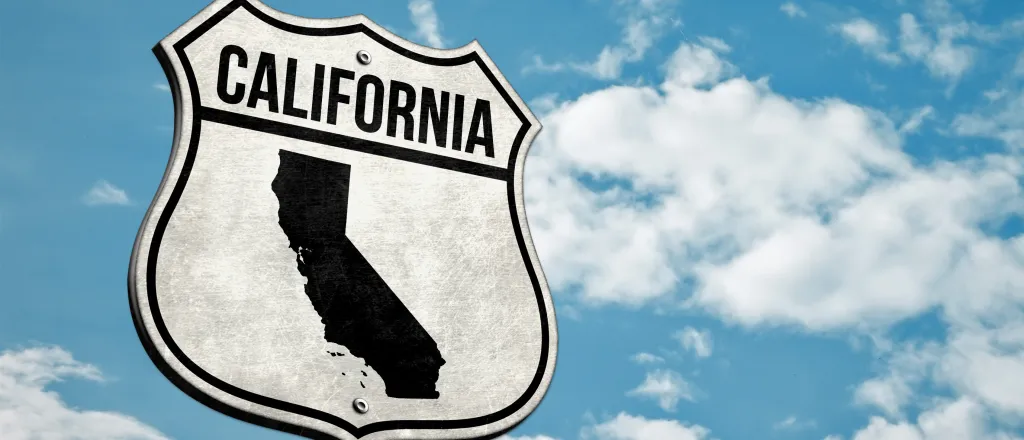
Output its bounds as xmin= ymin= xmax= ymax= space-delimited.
xmin=128 ymin=0 xmax=557 ymax=438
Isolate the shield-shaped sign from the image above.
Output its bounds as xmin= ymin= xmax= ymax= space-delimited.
xmin=128 ymin=1 xmax=557 ymax=438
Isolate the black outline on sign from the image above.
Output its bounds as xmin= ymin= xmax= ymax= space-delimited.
xmin=129 ymin=1 xmax=551 ymax=439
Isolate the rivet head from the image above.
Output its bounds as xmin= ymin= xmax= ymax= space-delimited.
xmin=356 ymin=50 xmax=372 ymax=65
xmin=353 ymin=398 xmax=369 ymax=414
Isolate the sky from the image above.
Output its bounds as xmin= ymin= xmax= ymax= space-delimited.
xmin=2 ymin=0 xmax=1024 ymax=439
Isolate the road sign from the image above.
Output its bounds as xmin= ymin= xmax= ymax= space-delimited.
xmin=128 ymin=1 xmax=558 ymax=439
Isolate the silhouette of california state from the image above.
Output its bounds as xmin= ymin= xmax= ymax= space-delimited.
xmin=271 ymin=149 xmax=445 ymax=399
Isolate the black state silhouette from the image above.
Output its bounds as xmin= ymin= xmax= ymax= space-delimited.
xmin=271 ymin=149 xmax=445 ymax=399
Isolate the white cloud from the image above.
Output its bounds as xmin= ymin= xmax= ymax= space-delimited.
xmin=850 ymin=398 xmax=1007 ymax=440
xmin=780 ymin=2 xmax=807 ymax=19
xmin=672 ymin=327 xmax=712 ymax=358
xmin=825 ymin=6 xmax=980 ymax=87
xmin=897 ymin=13 xmax=975 ymax=85
xmin=937 ymin=323 xmax=1024 ymax=418
xmin=971 ymin=16 xmax=1024 ymax=43
xmin=694 ymin=159 xmax=1022 ymax=331
xmin=582 ymin=412 xmax=712 ymax=440
xmin=526 ymin=18 xmax=1024 ymax=439
xmin=530 ymin=93 xmax=563 ymax=117
xmin=0 ymin=345 xmax=168 ymax=440
xmin=82 ymin=180 xmax=130 ymax=206
xmin=408 ymin=0 xmax=444 ymax=48
xmin=898 ymin=105 xmax=935 ymax=134
xmin=983 ymin=89 xmax=1008 ymax=102
xmin=527 ymin=0 xmax=680 ymax=80
xmin=846 ymin=234 xmax=1024 ymax=438
xmin=837 ymin=19 xmax=889 ymax=48
xmin=853 ymin=342 xmax=940 ymax=418
xmin=631 ymin=352 xmax=665 ymax=364
xmin=854 ymin=376 xmax=914 ymax=419
xmin=626 ymin=369 xmax=695 ymax=411
xmin=152 ymin=83 xmax=170 ymax=92
xmin=953 ymin=88 xmax=1024 ymax=149
xmin=527 ymin=38 xmax=1024 ymax=333
xmin=663 ymin=42 xmax=734 ymax=89
xmin=773 ymin=415 xmax=816 ymax=431
xmin=834 ymin=18 xmax=902 ymax=65
xmin=853 ymin=418 xmax=923 ymax=440
xmin=1011 ymin=51 xmax=1024 ymax=77
xmin=696 ymin=36 xmax=731 ymax=53
xmin=523 ymin=55 xmax=569 ymax=75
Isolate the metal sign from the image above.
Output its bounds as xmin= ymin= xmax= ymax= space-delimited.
xmin=128 ymin=1 xmax=557 ymax=438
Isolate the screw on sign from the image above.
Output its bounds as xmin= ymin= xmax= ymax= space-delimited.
xmin=127 ymin=1 xmax=558 ymax=439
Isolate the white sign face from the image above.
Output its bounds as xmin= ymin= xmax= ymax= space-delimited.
xmin=128 ymin=1 xmax=557 ymax=439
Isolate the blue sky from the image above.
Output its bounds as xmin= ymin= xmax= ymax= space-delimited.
xmin=3 ymin=0 xmax=1024 ymax=439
